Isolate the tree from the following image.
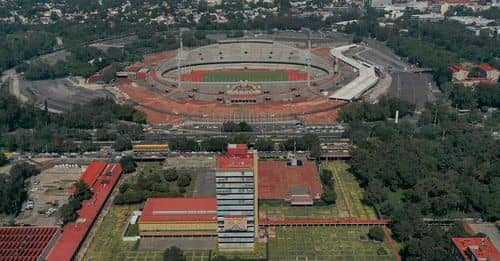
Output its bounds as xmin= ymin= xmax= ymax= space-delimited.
xmin=177 ymin=174 xmax=191 ymax=187
xmin=163 ymin=246 xmax=185 ymax=261
xmin=132 ymin=111 xmax=147 ymax=124
xmin=59 ymin=198 xmax=82 ymax=224
xmin=73 ymin=181 xmax=92 ymax=201
xmin=352 ymin=34 xmax=363 ymax=43
xmin=0 ymin=162 xmax=40 ymax=214
xmin=0 ymin=153 xmax=8 ymax=166
xmin=450 ymin=84 xmax=476 ymax=109
xmin=165 ymin=168 xmax=178 ymax=182
xmin=320 ymin=169 xmax=333 ymax=187
xmin=113 ymin=137 xmax=132 ymax=151
xmin=321 ymin=186 xmax=336 ymax=205
xmin=255 ymin=138 xmax=274 ymax=151
xmin=120 ymin=156 xmax=136 ymax=173
xmin=222 ymin=121 xmax=240 ymax=132
xmin=201 ymin=137 xmax=227 ymax=152
xmin=368 ymin=226 xmax=385 ymax=242
xmin=238 ymin=121 xmax=252 ymax=132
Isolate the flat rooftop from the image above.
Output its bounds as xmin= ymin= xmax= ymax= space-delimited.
xmin=216 ymin=144 xmax=254 ymax=171
xmin=258 ymin=160 xmax=322 ymax=201
xmin=140 ymin=197 xmax=217 ymax=223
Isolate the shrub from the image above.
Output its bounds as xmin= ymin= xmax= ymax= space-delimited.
xmin=114 ymin=190 xmax=146 ymax=205
xmin=368 ymin=226 xmax=385 ymax=242
xmin=321 ymin=186 xmax=336 ymax=205
xmin=165 ymin=168 xmax=178 ymax=181
xmin=163 ymin=246 xmax=185 ymax=261
xmin=377 ymin=247 xmax=388 ymax=256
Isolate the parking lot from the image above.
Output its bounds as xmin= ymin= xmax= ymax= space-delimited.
xmin=165 ymin=156 xmax=216 ymax=197
xmin=16 ymin=164 xmax=84 ymax=226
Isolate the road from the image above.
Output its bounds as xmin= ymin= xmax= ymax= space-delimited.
xmin=2 ymin=69 xmax=28 ymax=103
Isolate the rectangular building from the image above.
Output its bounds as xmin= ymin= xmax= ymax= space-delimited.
xmin=215 ymin=144 xmax=258 ymax=251
xmin=139 ymin=197 xmax=217 ymax=237
xmin=451 ymin=237 xmax=500 ymax=261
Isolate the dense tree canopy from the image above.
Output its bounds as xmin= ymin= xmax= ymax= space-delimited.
xmin=0 ymin=163 xmax=39 ymax=215
xmin=343 ymin=100 xmax=499 ymax=260
xmin=0 ymin=91 xmax=144 ymax=153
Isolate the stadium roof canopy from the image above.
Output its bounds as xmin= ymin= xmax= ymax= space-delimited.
xmin=0 ymin=226 xmax=59 ymax=261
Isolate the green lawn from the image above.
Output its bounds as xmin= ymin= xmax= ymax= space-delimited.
xmin=203 ymin=70 xmax=288 ymax=82
xmin=325 ymin=162 xmax=378 ymax=220
xmin=84 ymin=204 xmax=140 ymax=261
xmin=267 ymin=227 xmax=396 ymax=261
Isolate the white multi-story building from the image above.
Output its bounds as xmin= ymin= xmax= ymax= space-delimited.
xmin=215 ymin=144 xmax=258 ymax=251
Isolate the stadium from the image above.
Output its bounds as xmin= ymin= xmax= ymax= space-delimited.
xmin=117 ymin=40 xmax=377 ymax=125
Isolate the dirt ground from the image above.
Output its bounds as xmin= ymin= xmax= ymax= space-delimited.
xmin=15 ymin=164 xmax=84 ymax=226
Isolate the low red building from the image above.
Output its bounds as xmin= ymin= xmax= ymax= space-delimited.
xmin=47 ymin=162 xmax=122 ymax=261
xmin=138 ymin=197 xmax=217 ymax=237
xmin=451 ymin=237 xmax=500 ymax=261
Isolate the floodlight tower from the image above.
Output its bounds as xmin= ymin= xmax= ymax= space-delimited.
xmin=177 ymin=33 xmax=182 ymax=89
xmin=307 ymin=39 xmax=312 ymax=88
xmin=177 ymin=29 xmax=189 ymax=89
xmin=303 ymin=27 xmax=312 ymax=88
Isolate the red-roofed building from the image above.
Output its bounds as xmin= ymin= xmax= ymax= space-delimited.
xmin=216 ymin=144 xmax=254 ymax=171
xmin=47 ymin=162 xmax=122 ymax=261
xmin=138 ymin=197 xmax=217 ymax=236
xmin=449 ymin=65 xmax=469 ymax=82
xmin=227 ymin=144 xmax=250 ymax=156
xmin=0 ymin=226 xmax=60 ymax=261
xmin=451 ymin=237 xmax=500 ymax=261
xmin=478 ymin=64 xmax=499 ymax=82
xmin=80 ymin=162 xmax=108 ymax=187
xmin=258 ymin=160 xmax=323 ymax=205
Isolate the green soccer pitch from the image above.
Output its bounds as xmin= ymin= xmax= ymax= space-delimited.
xmin=202 ymin=70 xmax=288 ymax=82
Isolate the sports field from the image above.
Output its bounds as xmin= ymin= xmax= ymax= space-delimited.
xmin=267 ymin=226 xmax=396 ymax=261
xmin=203 ymin=70 xmax=288 ymax=82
